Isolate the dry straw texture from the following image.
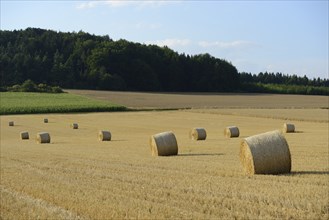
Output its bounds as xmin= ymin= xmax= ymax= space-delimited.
xmin=150 ymin=131 xmax=178 ymax=156
xmin=44 ymin=118 xmax=48 ymax=123
xmin=1 ymin=109 xmax=328 ymax=219
xmin=283 ymin=123 xmax=295 ymax=133
xmin=189 ymin=128 xmax=207 ymax=140
xmin=20 ymin=131 xmax=29 ymax=140
xmin=36 ymin=132 xmax=51 ymax=144
xmin=240 ymin=130 xmax=291 ymax=175
xmin=8 ymin=121 xmax=14 ymax=126
xmin=71 ymin=123 xmax=78 ymax=129
xmin=224 ymin=126 xmax=239 ymax=138
xmin=99 ymin=130 xmax=111 ymax=141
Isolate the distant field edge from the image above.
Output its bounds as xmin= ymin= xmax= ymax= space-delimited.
xmin=0 ymin=92 xmax=128 ymax=115
xmin=66 ymin=89 xmax=329 ymax=109
xmin=0 ymin=106 xmax=128 ymax=115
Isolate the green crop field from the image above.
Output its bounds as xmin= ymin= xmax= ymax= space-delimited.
xmin=0 ymin=92 xmax=126 ymax=115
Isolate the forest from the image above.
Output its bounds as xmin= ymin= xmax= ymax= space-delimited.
xmin=1 ymin=28 xmax=328 ymax=95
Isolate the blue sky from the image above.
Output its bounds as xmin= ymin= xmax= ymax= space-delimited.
xmin=1 ymin=0 xmax=328 ymax=79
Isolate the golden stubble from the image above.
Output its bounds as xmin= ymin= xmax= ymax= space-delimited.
xmin=1 ymin=108 xmax=328 ymax=219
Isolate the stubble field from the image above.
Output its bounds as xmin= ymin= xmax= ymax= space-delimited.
xmin=1 ymin=91 xmax=328 ymax=219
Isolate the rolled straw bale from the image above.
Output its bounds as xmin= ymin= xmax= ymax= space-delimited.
xmin=71 ymin=123 xmax=78 ymax=129
xmin=189 ymin=127 xmax=207 ymax=140
xmin=36 ymin=132 xmax=51 ymax=144
xmin=9 ymin=121 xmax=14 ymax=126
xmin=240 ymin=130 xmax=291 ymax=175
xmin=99 ymin=130 xmax=111 ymax=141
xmin=150 ymin=131 xmax=178 ymax=156
xmin=20 ymin=131 xmax=29 ymax=140
xmin=283 ymin=123 xmax=295 ymax=133
xmin=224 ymin=126 xmax=239 ymax=138
xmin=44 ymin=118 xmax=48 ymax=123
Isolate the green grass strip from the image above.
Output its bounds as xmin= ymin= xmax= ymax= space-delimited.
xmin=0 ymin=92 xmax=127 ymax=115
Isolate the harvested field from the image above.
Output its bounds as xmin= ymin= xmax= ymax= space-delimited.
xmin=188 ymin=108 xmax=329 ymax=123
xmin=1 ymin=107 xmax=328 ymax=219
xmin=66 ymin=89 xmax=329 ymax=109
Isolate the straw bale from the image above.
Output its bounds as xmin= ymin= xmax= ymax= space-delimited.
xmin=224 ymin=126 xmax=239 ymax=138
xmin=99 ymin=130 xmax=111 ymax=141
xmin=20 ymin=131 xmax=29 ymax=140
xmin=71 ymin=123 xmax=78 ymax=129
xmin=283 ymin=123 xmax=295 ymax=133
xmin=189 ymin=127 xmax=207 ymax=140
xmin=36 ymin=132 xmax=51 ymax=144
xmin=240 ymin=130 xmax=291 ymax=175
xmin=150 ymin=131 xmax=178 ymax=156
xmin=44 ymin=118 xmax=48 ymax=123
xmin=9 ymin=121 xmax=14 ymax=126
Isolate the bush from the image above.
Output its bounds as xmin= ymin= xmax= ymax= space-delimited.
xmin=51 ymin=86 xmax=63 ymax=93
xmin=22 ymin=79 xmax=38 ymax=92
xmin=7 ymin=80 xmax=64 ymax=93
xmin=8 ymin=84 xmax=22 ymax=92
xmin=37 ymin=83 xmax=49 ymax=92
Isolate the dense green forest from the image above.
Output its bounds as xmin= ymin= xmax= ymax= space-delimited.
xmin=1 ymin=28 xmax=328 ymax=95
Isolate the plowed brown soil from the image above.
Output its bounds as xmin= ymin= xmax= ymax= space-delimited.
xmin=66 ymin=89 xmax=329 ymax=109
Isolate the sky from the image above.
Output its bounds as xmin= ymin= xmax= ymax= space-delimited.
xmin=1 ymin=0 xmax=328 ymax=79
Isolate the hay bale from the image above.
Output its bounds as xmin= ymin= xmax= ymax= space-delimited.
xmin=283 ymin=123 xmax=295 ymax=133
xmin=9 ymin=121 xmax=14 ymax=126
xmin=99 ymin=130 xmax=111 ymax=141
xmin=150 ymin=131 xmax=178 ymax=156
xmin=44 ymin=118 xmax=48 ymax=123
xmin=224 ymin=126 xmax=239 ymax=138
xmin=189 ymin=127 xmax=207 ymax=140
xmin=240 ymin=130 xmax=291 ymax=175
xmin=20 ymin=131 xmax=29 ymax=140
xmin=71 ymin=123 xmax=78 ymax=129
xmin=36 ymin=132 xmax=51 ymax=144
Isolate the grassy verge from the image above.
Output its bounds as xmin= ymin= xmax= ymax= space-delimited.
xmin=0 ymin=92 xmax=127 ymax=115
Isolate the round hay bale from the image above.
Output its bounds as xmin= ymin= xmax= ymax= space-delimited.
xmin=20 ymin=131 xmax=29 ymax=140
xmin=240 ymin=130 xmax=291 ymax=175
xmin=283 ymin=123 xmax=295 ymax=133
xmin=9 ymin=121 xmax=14 ymax=126
xmin=189 ymin=127 xmax=207 ymax=140
xmin=36 ymin=132 xmax=51 ymax=144
xmin=224 ymin=126 xmax=239 ymax=138
xmin=150 ymin=131 xmax=178 ymax=156
xmin=44 ymin=118 xmax=48 ymax=123
xmin=99 ymin=130 xmax=111 ymax=141
xmin=71 ymin=123 xmax=78 ymax=129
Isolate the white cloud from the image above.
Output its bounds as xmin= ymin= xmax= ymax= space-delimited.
xmin=146 ymin=38 xmax=191 ymax=47
xmin=76 ymin=1 xmax=101 ymax=9
xmin=104 ymin=0 xmax=135 ymax=8
xmin=198 ymin=40 xmax=260 ymax=49
xmin=144 ymin=39 xmax=261 ymax=56
xmin=77 ymin=0 xmax=178 ymax=9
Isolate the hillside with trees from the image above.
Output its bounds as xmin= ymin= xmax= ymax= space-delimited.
xmin=0 ymin=28 xmax=328 ymax=95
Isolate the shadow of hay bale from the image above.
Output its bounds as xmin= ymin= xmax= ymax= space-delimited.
xmin=282 ymin=171 xmax=329 ymax=176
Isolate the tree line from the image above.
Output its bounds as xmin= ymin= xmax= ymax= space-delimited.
xmin=240 ymin=72 xmax=328 ymax=87
xmin=1 ymin=28 xmax=328 ymax=95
